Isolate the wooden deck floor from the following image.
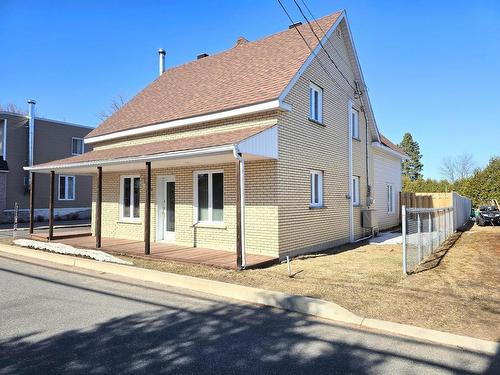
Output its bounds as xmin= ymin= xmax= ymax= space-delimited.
xmin=32 ymin=232 xmax=276 ymax=270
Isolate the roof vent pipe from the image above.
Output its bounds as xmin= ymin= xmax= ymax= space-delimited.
xmin=27 ymin=99 xmax=36 ymax=167
xmin=158 ymin=49 xmax=166 ymax=76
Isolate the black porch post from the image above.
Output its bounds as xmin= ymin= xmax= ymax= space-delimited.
xmin=48 ymin=171 xmax=55 ymax=240
xmin=96 ymin=166 xmax=102 ymax=248
xmin=29 ymin=172 xmax=36 ymax=234
xmin=144 ymin=162 xmax=151 ymax=255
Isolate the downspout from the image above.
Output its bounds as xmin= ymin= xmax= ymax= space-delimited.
xmin=233 ymin=145 xmax=246 ymax=268
xmin=27 ymin=99 xmax=36 ymax=167
xmin=348 ymin=100 xmax=354 ymax=242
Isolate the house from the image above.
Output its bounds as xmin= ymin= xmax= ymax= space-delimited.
xmin=26 ymin=10 xmax=404 ymax=267
xmin=372 ymin=135 xmax=407 ymax=230
xmin=1 ymin=101 xmax=93 ymax=223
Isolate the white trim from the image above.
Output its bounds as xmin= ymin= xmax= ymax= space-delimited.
xmin=25 ymin=144 xmax=235 ymax=172
xmin=85 ymin=100 xmax=290 ymax=144
xmin=348 ymin=100 xmax=354 ymax=242
xmin=279 ymin=13 xmax=344 ymax=102
xmin=1 ymin=119 xmax=6 ymax=160
xmin=309 ymin=170 xmax=324 ymax=208
xmin=120 ymin=175 xmax=141 ymax=222
xmin=58 ymin=175 xmax=76 ymax=201
xmin=372 ymin=141 xmax=407 ymax=160
xmin=71 ymin=137 xmax=84 ymax=155
xmin=193 ymin=170 xmax=224 ymax=225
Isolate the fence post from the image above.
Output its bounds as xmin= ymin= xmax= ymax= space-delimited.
xmin=402 ymin=205 xmax=407 ymax=274
xmin=417 ymin=213 xmax=422 ymax=261
xmin=428 ymin=211 xmax=432 ymax=252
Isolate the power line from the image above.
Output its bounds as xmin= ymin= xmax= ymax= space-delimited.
xmin=276 ymin=0 xmax=356 ymax=101
xmin=292 ymin=0 xmax=356 ymax=92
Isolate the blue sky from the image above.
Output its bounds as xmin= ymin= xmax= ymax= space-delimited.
xmin=1 ymin=0 xmax=499 ymax=179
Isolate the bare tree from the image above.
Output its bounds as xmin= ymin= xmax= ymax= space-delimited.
xmin=98 ymin=95 xmax=127 ymax=121
xmin=440 ymin=153 xmax=476 ymax=182
xmin=0 ymin=103 xmax=28 ymax=115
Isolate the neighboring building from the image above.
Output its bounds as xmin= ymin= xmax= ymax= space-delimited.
xmin=372 ymin=135 xmax=407 ymax=230
xmin=28 ymin=11 xmax=404 ymax=265
xmin=1 ymin=101 xmax=93 ymax=222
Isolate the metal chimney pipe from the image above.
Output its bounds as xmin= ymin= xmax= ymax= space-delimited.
xmin=27 ymin=99 xmax=36 ymax=167
xmin=158 ymin=49 xmax=166 ymax=76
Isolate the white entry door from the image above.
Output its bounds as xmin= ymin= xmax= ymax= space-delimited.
xmin=157 ymin=176 xmax=175 ymax=241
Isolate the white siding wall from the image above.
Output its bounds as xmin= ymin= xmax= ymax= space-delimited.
xmin=373 ymin=147 xmax=402 ymax=230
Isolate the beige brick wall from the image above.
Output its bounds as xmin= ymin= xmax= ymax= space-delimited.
xmin=92 ymin=160 xmax=278 ymax=257
xmin=277 ymin=19 xmax=375 ymax=257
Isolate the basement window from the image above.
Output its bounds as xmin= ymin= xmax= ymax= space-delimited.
xmin=58 ymin=175 xmax=75 ymax=201
xmin=120 ymin=176 xmax=140 ymax=221
xmin=194 ymin=171 xmax=224 ymax=224
xmin=310 ymin=170 xmax=323 ymax=208
xmin=309 ymin=82 xmax=323 ymax=124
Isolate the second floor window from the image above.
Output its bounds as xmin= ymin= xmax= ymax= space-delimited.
xmin=59 ymin=175 xmax=75 ymax=200
xmin=309 ymin=82 xmax=323 ymax=123
xmin=72 ymin=138 xmax=84 ymax=155
xmin=351 ymin=107 xmax=359 ymax=139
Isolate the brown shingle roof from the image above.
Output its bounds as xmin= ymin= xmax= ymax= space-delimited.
xmin=86 ymin=12 xmax=342 ymax=139
xmin=380 ymin=134 xmax=406 ymax=156
xmin=33 ymin=124 xmax=273 ymax=169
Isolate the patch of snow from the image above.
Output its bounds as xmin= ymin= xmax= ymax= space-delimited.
xmin=14 ymin=239 xmax=133 ymax=265
xmin=369 ymin=231 xmax=403 ymax=245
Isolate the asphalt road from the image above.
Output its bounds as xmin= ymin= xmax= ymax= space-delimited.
xmin=0 ymin=255 xmax=498 ymax=374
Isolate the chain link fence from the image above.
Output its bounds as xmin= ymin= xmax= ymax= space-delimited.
xmin=402 ymin=206 xmax=454 ymax=274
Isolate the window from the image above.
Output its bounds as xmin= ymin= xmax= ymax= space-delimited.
xmin=72 ymin=138 xmax=84 ymax=155
xmin=310 ymin=170 xmax=323 ymax=207
xmin=309 ymin=82 xmax=323 ymax=123
xmin=0 ymin=119 xmax=6 ymax=160
xmin=351 ymin=107 xmax=359 ymax=139
xmin=194 ymin=171 xmax=224 ymax=223
xmin=352 ymin=176 xmax=360 ymax=206
xmin=120 ymin=176 xmax=140 ymax=220
xmin=58 ymin=175 xmax=75 ymax=200
xmin=387 ymin=184 xmax=395 ymax=214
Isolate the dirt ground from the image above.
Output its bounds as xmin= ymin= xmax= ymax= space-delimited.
xmin=124 ymin=224 xmax=500 ymax=341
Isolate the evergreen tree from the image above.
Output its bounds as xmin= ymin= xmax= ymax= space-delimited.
xmin=399 ymin=133 xmax=423 ymax=180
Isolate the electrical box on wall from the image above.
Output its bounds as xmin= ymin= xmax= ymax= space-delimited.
xmin=361 ymin=208 xmax=377 ymax=228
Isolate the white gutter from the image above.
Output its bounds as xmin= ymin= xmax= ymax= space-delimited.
xmin=371 ymin=141 xmax=408 ymax=160
xmin=233 ymin=145 xmax=246 ymax=268
xmin=348 ymin=100 xmax=354 ymax=243
xmin=85 ymin=99 xmax=291 ymax=145
xmin=24 ymin=144 xmax=235 ymax=172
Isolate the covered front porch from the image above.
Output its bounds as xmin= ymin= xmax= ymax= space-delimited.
xmin=25 ymin=124 xmax=278 ymax=269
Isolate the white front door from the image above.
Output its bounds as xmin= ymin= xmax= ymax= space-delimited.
xmin=157 ymin=176 xmax=175 ymax=241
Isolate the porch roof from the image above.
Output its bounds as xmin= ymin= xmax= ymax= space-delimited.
xmin=26 ymin=123 xmax=277 ymax=175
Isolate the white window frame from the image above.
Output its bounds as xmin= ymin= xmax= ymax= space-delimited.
xmin=310 ymin=170 xmax=324 ymax=208
xmin=1 ymin=119 xmax=7 ymax=160
xmin=309 ymin=82 xmax=323 ymax=124
xmin=120 ymin=175 xmax=141 ymax=222
xmin=351 ymin=107 xmax=359 ymax=139
xmin=352 ymin=176 xmax=360 ymax=206
xmin=387 ymin=184 xmax=395 ymax=214
xmin=71 ymin=137 xmax=84 ymax=155
xmin=58 ymin=175 xmax=76 ymax=201
xmin=193 ymin=170 xmax=224 ymax=224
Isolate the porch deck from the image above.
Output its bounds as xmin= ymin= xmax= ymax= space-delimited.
xmin=31 ymin=232 xmax=276 ymax=270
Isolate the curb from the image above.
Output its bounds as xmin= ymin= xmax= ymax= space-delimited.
xmin=0 ymin=244 xmax=498 ymax=355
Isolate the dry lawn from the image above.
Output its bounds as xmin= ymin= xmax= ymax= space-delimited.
xmin=123 ymin=225 xmax=500 ymax=341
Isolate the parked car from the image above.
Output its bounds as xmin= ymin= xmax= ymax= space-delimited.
xmin=476 ymin=206 xmax=500 ymax=226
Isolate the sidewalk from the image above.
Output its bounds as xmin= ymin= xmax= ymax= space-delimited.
xmin=0 ymin=243 xmax=497 ymax=355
